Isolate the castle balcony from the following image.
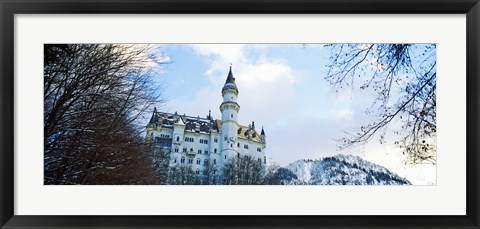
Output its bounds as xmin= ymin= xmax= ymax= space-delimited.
xmin=186 ymin=150 xmax=197 ymax=156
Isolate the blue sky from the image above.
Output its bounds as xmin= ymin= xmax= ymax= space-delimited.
xmin=148 ymin=44 xmax=435 ymax=185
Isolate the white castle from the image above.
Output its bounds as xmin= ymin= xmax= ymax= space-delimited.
xmin=146 ymin=67 xmax=267 ymax=178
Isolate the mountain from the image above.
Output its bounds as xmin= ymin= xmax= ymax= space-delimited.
xmin=267 ymin=154 xmax=411 ymax=185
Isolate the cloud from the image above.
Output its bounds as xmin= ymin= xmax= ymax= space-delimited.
xmin=329 ymin=108 xmax=354 ymax=121
xmin=175 ymin=44 xmax=298 ymax=128
xmin=190 ymin=44 xmax=247 ymax=75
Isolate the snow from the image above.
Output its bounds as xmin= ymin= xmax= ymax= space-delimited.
xmin=282 ymin=154 xmax=411 ymax=185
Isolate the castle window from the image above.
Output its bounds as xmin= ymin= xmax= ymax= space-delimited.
xmin=264 ymin=156 xmax=267 ymax=164
xmin=198 ymin=150 xmax=202 ymax=154
xmin=230 ymin=144 xmax=233 ymax=147
xmin=237 ymin=143 xmax=240 ymax=147
xmin=257 ymin=147 xmax=261 ymax=152
xmin=204 ymin=159 xmax=209 ymax=165
xmin=195 ymin=170 xmax=200 ymax=175
xmin=176 ymin=136 xmax=180 ymax=142
xmin=183 ymin=148 xmax=187 ymax=153
xmin=224 ymin=155 xmax=227 ymax=159
xmin=231 ymin=114 xmax=233 ymax=118
xmin=190 ymin=148 xmax=193 ymax=152
xmin=214 ymin=138 xmax=218 ymax=143
xmin=174 ymin=148 xmax=179 ymax=152
xmin=196 ymin=158 xmax=201 ymax=165
xmin=181 ymin=157 xmax=185 ymax=163
xmin=188 ymin=158 xmax=193 ymax=164
xmin=155 ymin=137 xmax=172 ymax=148
xmin=213 ymin=170 xmax=216 ymax=174
xmin=204 ymin=150 xmax=208 ymax=154
xmin=214 ymin=148 xmax=217 ymax=153
xmin=174 ymin=159 xmax=177 ymax=163
xmin=258 ymin=158 xmax=262 ymax=163
xmin=213 ymin=159 xmax=216 ymax=164
xmin=224 ymin=137 xmax=227 ymax=141
xmin=244 ymin=144 xmax=249 ymax=149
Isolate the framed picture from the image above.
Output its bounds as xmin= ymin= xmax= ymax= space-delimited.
xmin=1 ymin=0 xmax=479 ymax=228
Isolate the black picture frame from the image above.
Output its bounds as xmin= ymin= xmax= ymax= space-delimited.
xmin=1 ymin=0 xmax=479 ymax=228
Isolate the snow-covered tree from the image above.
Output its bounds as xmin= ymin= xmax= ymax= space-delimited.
xmin=44 ymin=44 xmax=165 ymax=184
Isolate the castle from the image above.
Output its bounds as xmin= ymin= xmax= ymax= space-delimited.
xmin=146 ymin=67 xmax=267 ymax=180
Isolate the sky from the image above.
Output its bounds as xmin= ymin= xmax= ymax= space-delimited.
xmin=147 ymin=44 xmax=436 ymax=185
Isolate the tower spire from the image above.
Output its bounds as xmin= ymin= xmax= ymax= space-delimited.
xmin=225 ymin=65 xmax=235 ymax=84
xmin=222 ymin=65 xmax=239 ymax=95
xmin=148 ymin=107 xmax=158 ymax=124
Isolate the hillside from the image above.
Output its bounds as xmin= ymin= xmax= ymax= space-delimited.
xmin=267 ymin=154 xmax=411 ymax=185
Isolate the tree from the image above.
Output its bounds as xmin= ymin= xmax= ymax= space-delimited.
xmin=44 ymin=44 xmax=166 ymax=184
xmin=148 ymin=147 xmax=172 ymax=184
xmin=167 ymin=164 xmax=197 ymax=185
xmin=325 ymin=44 xmax=436 ymax=165
xmin=201 ymin=162 xmax=221 ymax=185
xmin=264 ymin=168 xmax=299 ymax=185
xmin=222 ymin=156 xmax=265 ymax=185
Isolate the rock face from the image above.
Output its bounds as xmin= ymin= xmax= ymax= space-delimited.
xmin=270 ymin=154 xmax=411 ymax=185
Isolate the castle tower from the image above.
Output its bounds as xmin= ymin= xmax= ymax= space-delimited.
xmin=260 ymin=126 xmax=266 ymax=144
xmin=220 ymin=66 xmax=240 ymax=162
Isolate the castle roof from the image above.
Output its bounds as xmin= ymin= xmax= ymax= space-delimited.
xmin=225 ymin=66 xmax=235 ymax=84
xmin=236 ymin=124 xmax=262 ymax=142
xmin=148 ymin=110 xmax=263 ymax=143
xmin=222 ymin=66 xmax=238 ymax=94
xmin=148 ymin=111 xmax=219 ymax=134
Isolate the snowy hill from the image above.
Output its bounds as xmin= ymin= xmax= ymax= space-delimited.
xmin=270 ymin=154 xmax=410 ymax=185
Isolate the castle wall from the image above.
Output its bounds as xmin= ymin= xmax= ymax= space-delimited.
xmin=148 ymin=125 xmax=266 ymax=174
